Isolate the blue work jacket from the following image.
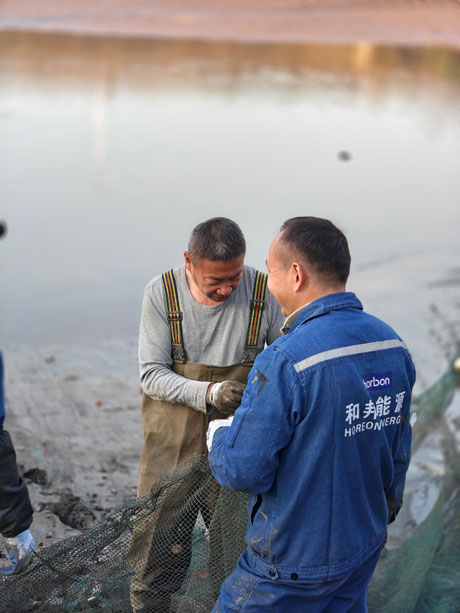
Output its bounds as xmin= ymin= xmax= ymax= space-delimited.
xmin=209 ymin=292 xmax=415 ymax=583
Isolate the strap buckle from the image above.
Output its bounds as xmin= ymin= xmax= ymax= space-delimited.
xmin=242 ymin=347 xmax=260 ymax=363
xmin=167 ymin=310 xmax=183 ymax=321
xmin=172 ymin=343 xmax=186 ymax=363
xmin=250 ymin=299 xmax=265 ymax=311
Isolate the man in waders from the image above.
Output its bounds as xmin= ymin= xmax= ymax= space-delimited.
xmin=129 ymin=217 xmax=283 ymax=612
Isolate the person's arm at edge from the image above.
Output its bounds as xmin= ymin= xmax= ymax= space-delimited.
xmin=0 ymin=352 xmax=34 ymax=539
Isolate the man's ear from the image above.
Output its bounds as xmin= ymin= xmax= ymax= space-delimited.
xmin=292 ymin=261 xmax=308 ymax=293
xmin=184 ymin=251 xmax=191 ymax=270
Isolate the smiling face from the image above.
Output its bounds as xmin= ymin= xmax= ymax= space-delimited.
xmin=184 ymin=253 xmax=245 ymax=305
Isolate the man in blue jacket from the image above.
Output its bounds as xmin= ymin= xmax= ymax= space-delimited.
xmin=207 ymin=216 xmax=415 ymax=612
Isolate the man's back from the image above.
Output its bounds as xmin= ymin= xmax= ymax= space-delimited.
xmin=211 ymin=292 xmax=415 ymax=581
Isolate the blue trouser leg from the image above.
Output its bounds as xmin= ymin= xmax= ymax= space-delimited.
xmin=213 ymin=547 xmax=382 ymax=612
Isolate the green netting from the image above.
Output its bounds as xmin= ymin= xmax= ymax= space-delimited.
xmin=367 ymin=359 xmax=460 ymax=613
xmin=410 ymin=367 xmax=458 ymax=451
xmin=1 ymin=359 xmax=459 ymax=612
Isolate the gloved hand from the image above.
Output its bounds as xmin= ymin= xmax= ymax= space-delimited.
xmin=209 ymin=381 xmax=246 ymax=416
xmin=1 ymin=529 xmax=35 ymax=575
xmin=206 ymin=416 xmax=234 ymax=451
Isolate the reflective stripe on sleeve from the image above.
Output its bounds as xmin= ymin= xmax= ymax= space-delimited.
xmin=294 ymin=339 xmax=408 ymax=373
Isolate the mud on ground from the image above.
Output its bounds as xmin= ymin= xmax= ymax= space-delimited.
xmin=1 ymin=339 xmax=142 ymax=555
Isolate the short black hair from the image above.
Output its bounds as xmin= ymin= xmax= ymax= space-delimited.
xmin=279 ymin=217 xmax=350 ymax=284
xmin=188 ymin=217 xmax=246 ymax=262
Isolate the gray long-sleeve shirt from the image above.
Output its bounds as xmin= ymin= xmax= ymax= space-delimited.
xmin=139 ymin=265 xmax=284 ymax=413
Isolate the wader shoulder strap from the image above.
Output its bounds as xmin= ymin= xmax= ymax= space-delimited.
xmin=162 ymin=270 xmax=186 ymax=363
xmin=242 ymin=271 xmax=268 ymax=363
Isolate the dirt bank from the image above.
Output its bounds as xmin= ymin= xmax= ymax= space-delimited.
xmin=0 ymin=0 xmax=460 ymax=48
xmin=0 ymin=339 xmax=142 ymax=554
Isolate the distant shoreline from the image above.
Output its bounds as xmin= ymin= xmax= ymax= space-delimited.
xmin=1 ymin=1 xmax=460 ymax=49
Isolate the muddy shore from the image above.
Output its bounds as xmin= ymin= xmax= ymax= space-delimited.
xmin=0 ymin=339 xmax=142 ymax=558
xmin=1 ymin=1 xmax=460 ymax=48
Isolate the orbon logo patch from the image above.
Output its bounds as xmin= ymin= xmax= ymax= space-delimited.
xmin=362 ymin=372 xmax=392 ymax=390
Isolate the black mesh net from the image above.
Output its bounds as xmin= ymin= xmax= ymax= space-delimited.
xmin=0 ymin=456 xmax=248 ymax=612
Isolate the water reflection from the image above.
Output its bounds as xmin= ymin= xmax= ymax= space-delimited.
xmin=1 ymin=33 xmax=460 ymax=96
xmin=0 ymin=32 xmax=459 ymax=373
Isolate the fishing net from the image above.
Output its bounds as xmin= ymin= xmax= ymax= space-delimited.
xmin=0 ymin=455 xmax=248 ymax=612
xmin=367 ymin=361 xmax=460 ymax=613
xmin=1 ymin=359 xmax=459 ymax=612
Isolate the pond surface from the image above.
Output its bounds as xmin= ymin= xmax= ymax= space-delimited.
xmin=0 ymin=33 xmax=459 ymax=384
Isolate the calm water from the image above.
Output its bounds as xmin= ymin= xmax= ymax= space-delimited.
xmin=1 ymin=33 xmax=459 ymax=383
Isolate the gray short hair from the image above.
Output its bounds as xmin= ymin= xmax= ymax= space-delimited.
xmin=188 ymin=217 xmax=246 ymax=262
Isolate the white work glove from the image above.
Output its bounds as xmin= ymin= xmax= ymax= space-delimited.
xmin=1 ymin=529 xmax=35 ymax=576
xmin=206 ymin=416 xmax=234 ymax=452
xmin=209 ymin=381 xmax=246 ymax=416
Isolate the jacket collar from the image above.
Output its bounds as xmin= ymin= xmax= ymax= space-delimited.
xmin=281 ymin=292 xmax=363 ymax=334
xmin=280 ymin=302 xmax=311 ymax=335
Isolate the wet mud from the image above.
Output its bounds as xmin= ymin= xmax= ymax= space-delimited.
xmin=23 ymin=467 xmax=49 ymax=486
xmin=45 ymin=490 xmax=96 ymax=531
